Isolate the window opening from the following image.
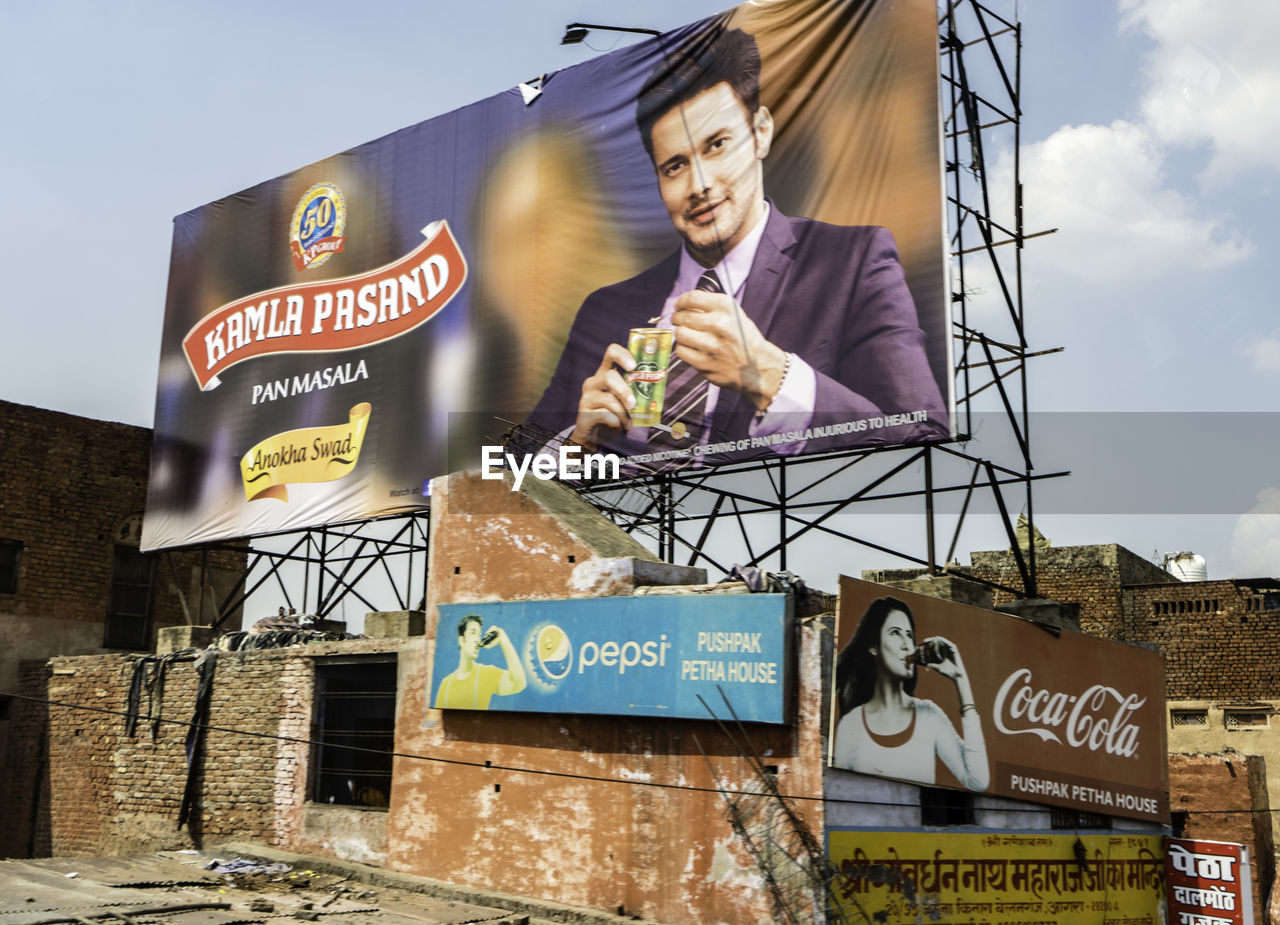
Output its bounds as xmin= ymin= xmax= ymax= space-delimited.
xmin=312 ymin=659 xmax=398 ymax=807
xmin=920 ymin=787 xmax=974 ymax=826
xmin=0 ymin=538 xmax=22 ymax=594
xmin=104 ymin=545 xmax=155 ymax=650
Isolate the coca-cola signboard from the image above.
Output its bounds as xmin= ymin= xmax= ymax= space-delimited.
xmin=831 ymin=576 xmax=1168 ymax=822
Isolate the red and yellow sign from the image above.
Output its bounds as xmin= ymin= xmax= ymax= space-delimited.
xmin=1165 ymin=838 xmax=1251 ymax=925
xmin=829 ymin=831 xmax=1165 ymax=925
xmin=183 ymin=222 xmax=466 ymax=391
xmin=240 ymin=403 xmax=372 ymax=502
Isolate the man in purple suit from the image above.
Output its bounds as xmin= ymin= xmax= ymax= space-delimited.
xmin=523 ymin=25 xmax=948 ymax=470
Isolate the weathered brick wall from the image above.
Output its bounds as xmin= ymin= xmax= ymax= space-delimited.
xmin=270 ymin=656 xmax=315 ymax=847
xmin=0 ymin=400 xmax=247 ymax=849
xmin=969 ymin=544 xmax=1177 ymax=638
xmin=2 ymin=637 xmax=400 ymax=857
xmin=0 ymin=399 xmax=246 ymax=653
xmin=0 ymin=401 xmax=152 ymax=624
xmin=1169 ymin=753 xmax=1273 ymax=925
xmin=0 ymin=661 xmax=53 ymax=858
xmin=965 ymin=545 xmax=1278 ymax=699
xmin=1124 ymin=582 xmax=1280 ymax=700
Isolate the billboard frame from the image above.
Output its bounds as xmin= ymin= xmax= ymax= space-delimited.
xmin=513 ymin=0 xmax=1062 ymax=601
xmin=150 ymin=0 xmax=1053 ymax=623
xmin=167 ymin=510 xmax=431 ymax=631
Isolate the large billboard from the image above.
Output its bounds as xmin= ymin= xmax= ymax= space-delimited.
xmin=831 ymin=578 xmax=1169 ymax=823
xmin=828 ymin=831 xmax=1166 ymax=925
xmin=143 ymin=0 xmax=950 ymax=550
xmin=430 ymin=594 xmax=792 ymax=723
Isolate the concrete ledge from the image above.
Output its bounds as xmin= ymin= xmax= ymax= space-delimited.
xmin=995 ymin=598 xmax=1081 ymax=633
xmin=635 ymin=581 xmax=750 ymax=596
xmin=630 ymin=558 xmax=707 ymax=587
xmin=365 ymin=610 xmax=427 ymax=638
xmin=869 ymin=574 xmax=994 ymax=609
xmin=214 ymin=841 xmax=670 ymax=925
xmin=157 ymin=625 xmax=214 ymax=653
xmin=563 ymin=556 xmax=708 ymax=597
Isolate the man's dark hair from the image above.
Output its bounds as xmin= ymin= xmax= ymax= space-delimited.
xmin=636 ymin=24 xmax=762 ymax=163
xmin=834 ymin=597 xmax=918 ymax=715
xmin=457 ymin=613 xmax=482 ymax=639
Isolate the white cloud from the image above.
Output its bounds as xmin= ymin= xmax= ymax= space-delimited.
xmin=1238 ymin=334 xmax=1280 ymax=373
xmin=1004 ymin=120 xmax=1251 ymax=282
xmin=1121 ymin=0 xmax=1280 ymax=185
xmin=979 ymin=0 xmax=1280 ymax=287
xmin=1230 ymin=487 xmax=1280 ymax=576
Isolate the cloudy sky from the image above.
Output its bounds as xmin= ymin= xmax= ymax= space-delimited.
xmin=3 ymin=0 xmax=1278 ymax=584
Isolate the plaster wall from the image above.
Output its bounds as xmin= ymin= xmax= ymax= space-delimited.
xmin=1167 ymin=751 xmax=1272 ymax=925
xmin=382 ymin=472 xmax=826 ymax=924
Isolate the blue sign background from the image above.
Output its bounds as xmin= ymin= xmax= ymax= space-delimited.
xmin=431 ymin=594 xmax=792 ymax=723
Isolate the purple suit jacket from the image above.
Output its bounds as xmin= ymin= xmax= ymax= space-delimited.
xmin=525 ymin=206 xmax=948 ymax=458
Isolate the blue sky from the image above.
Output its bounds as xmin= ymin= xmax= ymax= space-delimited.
xmin=3 ymin=0 xmax=1278 ymax=584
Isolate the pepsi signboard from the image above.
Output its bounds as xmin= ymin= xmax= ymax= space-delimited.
xmin=431 ymin=594 xmax=792 ymax=723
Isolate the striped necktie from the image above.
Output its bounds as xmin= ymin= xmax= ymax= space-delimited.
xmin=644 ymin=270 xmax=720 ymax=468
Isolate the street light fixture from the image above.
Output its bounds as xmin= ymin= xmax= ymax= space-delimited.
xmin=560 ymin=22 xmax=661 ymax=45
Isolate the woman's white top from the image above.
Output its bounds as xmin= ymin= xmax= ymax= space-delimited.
xmin=832 ymin=697 xmax=988 ymax=791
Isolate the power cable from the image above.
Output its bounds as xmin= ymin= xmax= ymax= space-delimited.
xmin=0 ymin=689 xmax=1214 ymax=822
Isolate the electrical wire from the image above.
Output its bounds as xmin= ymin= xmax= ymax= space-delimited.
xmin=0 ymin=689 xmax=1227 ymax=822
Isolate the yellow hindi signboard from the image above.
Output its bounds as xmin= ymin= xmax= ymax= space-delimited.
xmin=828 ymin=831 xmax=1165 ymax=925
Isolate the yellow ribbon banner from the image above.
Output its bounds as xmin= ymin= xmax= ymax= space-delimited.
xmin=829 ymin=831 xmax=1165 ymax=925
xmin=240 ymin=403 xmax=372 ymax=502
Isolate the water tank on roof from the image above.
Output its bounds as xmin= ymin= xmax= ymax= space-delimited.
xmin=1163 ymin=551 xmax=1207 ymax=582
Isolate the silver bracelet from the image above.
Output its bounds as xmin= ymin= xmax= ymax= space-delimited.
xmin=754 ymin=352 xmax=793 ymax=422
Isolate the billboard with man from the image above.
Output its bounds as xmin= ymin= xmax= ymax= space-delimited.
xmin=143 ymin=0 xmax=950 ymax=550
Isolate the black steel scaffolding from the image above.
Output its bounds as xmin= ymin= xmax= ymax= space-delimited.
xmin=167 ymin=511 xmax=431 ymax=629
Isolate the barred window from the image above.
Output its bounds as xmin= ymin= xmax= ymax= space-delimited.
xmin=0 ymin=538 xmax=21 ymax=594
xmin=1050 ymin=809 xmax=1111 ymax=830
xmin=1171 ymin=710 xmax=1208 ymax=727
xmin=103 ymin=545 xmax=155 ymax=650
xmin=920 ymin=787 xmax=973 ymax=827
xmin=312 ymin=659 xmax=398 ymax=808
xmin=1153 ymin=599 xmax=1223 ymax=615
xmin=1224 ymin=711 xmax=1269 ymax=731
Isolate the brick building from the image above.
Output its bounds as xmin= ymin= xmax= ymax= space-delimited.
xmin=0 ymin=472 xmax=830 ymax=923
xmin=968 ymin=542 xmax=1180 ymax=638
xmin=1 ymin=473 xmax=1175 ymax=925
xmin=0 ymin=399 xmax=244 ymax=830
xmin=966 ymin=542 xmax=1280 ymax=922
xmin=0 ymin=637 xmax=406 ymax=860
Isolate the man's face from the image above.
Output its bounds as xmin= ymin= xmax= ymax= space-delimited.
xmin=460 ymin=620 xmax=482 ymax=660
xmin=649 ymin=82 xmax=774 ymax=265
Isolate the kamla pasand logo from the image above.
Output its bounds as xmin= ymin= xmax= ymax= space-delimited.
xmin=290 ymin=182 xmax=348 ymax=271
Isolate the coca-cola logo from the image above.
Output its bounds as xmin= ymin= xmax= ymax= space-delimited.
xmin=993 ymin=668 xmax=1146 ymax=758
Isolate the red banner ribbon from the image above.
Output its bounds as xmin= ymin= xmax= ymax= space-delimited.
xmin=183 ymin=220 xmax=467 ymax=390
